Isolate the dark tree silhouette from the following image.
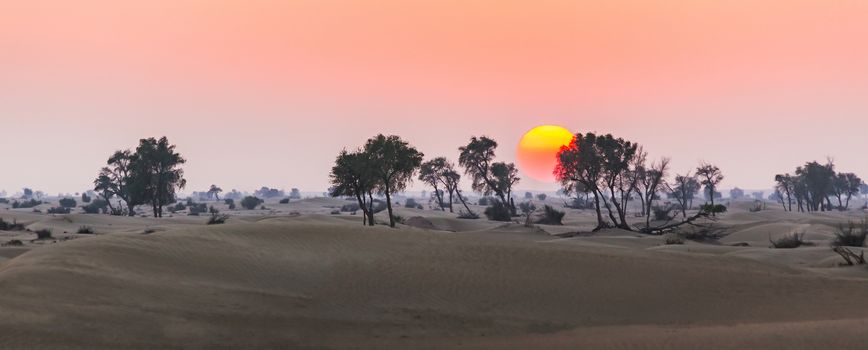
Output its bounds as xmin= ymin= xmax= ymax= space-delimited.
xmin=637 ymin=157 xmax=669 ymax=228
xmin=555 ymin=132 xmax=608 ymax=230
xmin=94 ymin=150 xmax=144 ymax=216
xmin=364 ymin=135 xmax=424 ymax=228
xmin=459 ymin=136 xmax=520 ymax=214
xmin=329 ymin=150 xmax=376 ymax=226
xmin=207 ymin=185 xmax=223 ymax=201
xmin=696 ymin=162 xmax=724 ymax=215
xmin=669 ymin=173 xmax=700 ymax=218
xmin=419 ymin=157 xmax=449 ymax=210
xmin=133 ymin=137 xmax=187 ymax=218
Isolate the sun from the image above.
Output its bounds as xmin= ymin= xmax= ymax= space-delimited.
xmin=516 ymin=125 xmax=574 ymax=182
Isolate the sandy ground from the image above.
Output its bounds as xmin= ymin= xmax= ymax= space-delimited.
xmin=0 ymin=197 xmax=867 ymax=349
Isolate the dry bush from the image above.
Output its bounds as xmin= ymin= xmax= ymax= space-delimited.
xmin=770 ymin=232 xmax=809 ymax=249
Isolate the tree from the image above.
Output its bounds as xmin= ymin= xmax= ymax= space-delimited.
xmin=94 ymin=150 xmax=143 ymax=216
xmin=59 ymin=198 xmax=77 ymax=208
xmin=796 ymin=161 xmax=835 ymax=212
xmin=458 ymin=136 xmax=518 ymax=214
xmin=637 ymin=157 xmax=669 ymax=228
xmin=695 ymin=163 xmax=724 ymax=215
xmin=832 ymin=173 xmax=862 ymax=210
xmin=207 ymin=185 xmax=223 ymax=201
xmin=595 ymin=134 xmax=641 ymax=230
xmin=419 ymin=158 xmax=449 ymax=210
xmin=774 ymin=174 xmax=795 ymax=211
xmin=555 ymin=132 xmax=608 ymax=230
xmin=441 ymin=166 xmax=475 ymax=216
xmin=668 ymin=173 xmax=700 ymax=218
xmin=490 ymin=162 xmax=521 ymax=213
xmin=329 ymin=150 xmax=376 ymax=226
xmin=133 ymin=137 xmax=187 ymax=218
xmin=364 ymin=135 xmax=424 ymax=228
xmin=240 ymin=196 xmax=264 ymax=210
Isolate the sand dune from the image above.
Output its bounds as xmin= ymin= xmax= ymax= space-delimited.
xmin=0 ymin=199 xmax=867 ymax=348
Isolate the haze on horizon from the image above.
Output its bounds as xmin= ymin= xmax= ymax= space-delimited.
xmin=3 ymin=0 xmax=868 ymax=195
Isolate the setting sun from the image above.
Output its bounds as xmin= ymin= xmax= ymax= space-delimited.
xmin=516 ymin=125 xmax=574 ymax=182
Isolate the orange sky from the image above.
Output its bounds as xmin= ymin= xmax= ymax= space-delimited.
xmin=2 ymin=0 xmax=868 ymax=194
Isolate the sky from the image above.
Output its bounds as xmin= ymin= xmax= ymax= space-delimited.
xmin=2 ymin=0 xmax=868 ymax=195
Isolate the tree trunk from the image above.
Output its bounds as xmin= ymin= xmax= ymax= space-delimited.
xmin=455 ymin=188 xmax=474 ymax=216
xmin=385 ymin=188 xmax=395 ymax=228
xmin=591 ymin=190 xmax=606 ymax=230
xmin=354 ymin=193 xmax=369 ymax=226
xmin=367 ymin=192 xmax=375 ymax=226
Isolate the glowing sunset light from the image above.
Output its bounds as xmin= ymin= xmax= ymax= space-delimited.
xmin=516 ymin=125 xmax=574 ymax=182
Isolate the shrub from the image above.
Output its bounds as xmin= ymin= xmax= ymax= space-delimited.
xmin=770 ymin=233 xmax=808 ymax=249
xmin=0 ymin=198 xmax=8 ymax=204
xmin=13 ymin=199 xmax=42 ymax=209
xmin=832 ymin=220 xmax=868 ymax=247
xmin=700 ymin=204 xmax=727 ymax=214
xmin=224 ymin=198 xmax=235 ymax=206
xmin=82 ymin=199 xmax=109 ymax=214
xmin=228 ymin=203 xmax=236 ymax=210
xmin=279 ymin=198 xmax=290 ymax=204
xmin=77 ymin=226 xmax=94 ymax=234
xmin=0 ymin=218 xmax=25 ymax=231
xmin=392 ymin=214 xmax=406 ymax=224
xmin=341 ymin=203 xmax=360 ymax=212
xmin=47 ymin=207 xmax=71 ymax=214
xmin=188 ymin=203 xmax=208 ymax=215
xmin=58 ymin=198 xmax=77 ymax=208
xmin=241 ymin=196 xmax=263 ymax=210
xmin=2 ymin=239 xmax=23 ymax=247
xmin=34 ymin=228 xmax=53 ymax=240
xmin=404 ymin=198 xmax=418 ymax=208
xmin=663 ymin=233 xmax=685 ymax=245
xmin=458 ymin=210 xmax=480 ymax=219
xmin=207 ymin=214 xmax=229 ymax=225
xmin=518 ymin=201 xmax=537 ymax=227
xmin=652 ymin=206 xmax=674 ymax=221
xmin=536 ymin=194 xmax=547 ymax=201
xmin=478 ymin=197 xmax=490 ymax=206
xmin=330 ymin=210 xmax=341 ymax=215
xmin=81 ymin=193 xmax=91 ymax=203
xmin=171 ymin=202 xmax=187 ymax=213
xmin=748 ymin=201 xmax=765 ymax=213
xmin=484 ymin=201 xmax=512 ymax=222
xmin=536 ymin=205 xmax=565 ymax=225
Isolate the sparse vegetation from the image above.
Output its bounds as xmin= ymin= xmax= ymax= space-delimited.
xmin=34 ymin=228 xmax=53 ymax=240
xmin=770 ymin=233 xmax=808 ymax=249
xmin=832 ymin=246 xmax=866 ymax=266
xmin=832 ymin=220 xmax=868 ymax=247
xmin=457 ymin=211 xmax=479 ymax=219
xmin=77 ymin=226 xmax=94 ymax=234
xmin=47 ymin=207 xmax=71 ymax=214
xmin=404 ymin=198 xmax=419 ymax=209
xmin=207 ymin=214 xmax=229 ymax=225
xmin=0 ymin=218 xmax=25 ymax=231
xmin=59 ymin=197 xmax=77 ymax=208
xmin=484 ymin=200 xmax=512 ymax=222
xmin=279 ymin=198 xmax=290 ymax=204
xmin=241 ymin=196 xmax=264 ymax=210
xmin=13 ymin=199 xmax=42 ymax=209
xmin=536 ymin=205 xmax=565 ymax=225
xmin=2 ymin=239 xmax=23 ymax=247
